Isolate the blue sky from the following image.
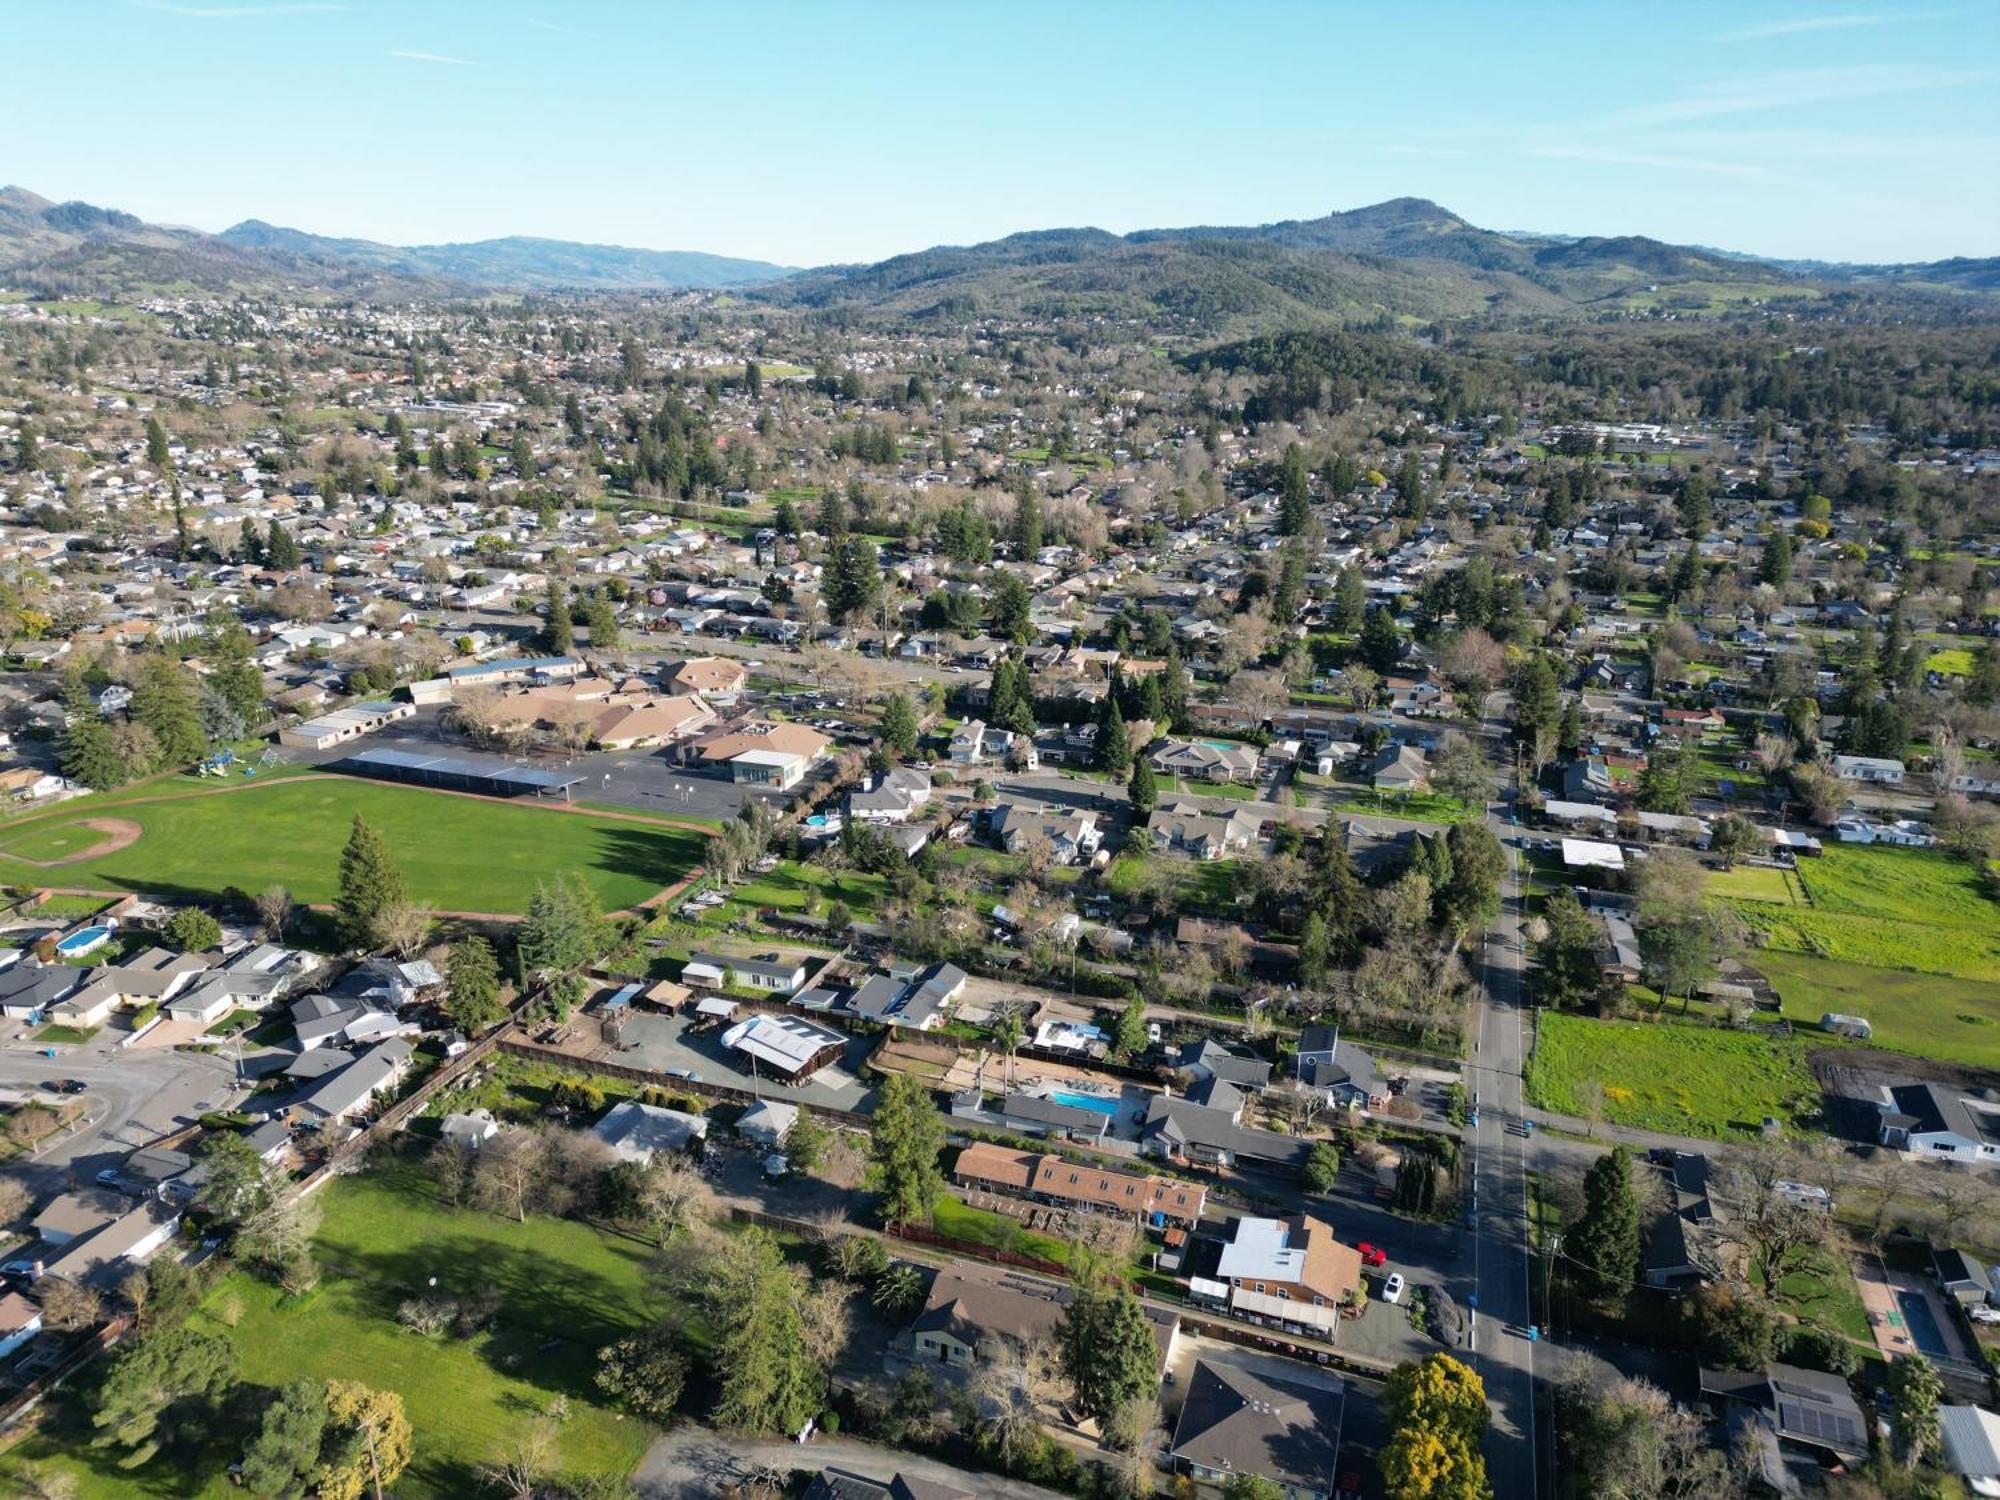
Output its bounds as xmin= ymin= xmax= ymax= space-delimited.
xmin=4 ymin=0 xmax=1995 ymax=265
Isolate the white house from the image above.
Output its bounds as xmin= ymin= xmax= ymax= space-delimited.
xmin=1879 ymin=1083 xmax=2000 ymax=1164
xmin=1832 ymin=754 xmax=1905 ymax=785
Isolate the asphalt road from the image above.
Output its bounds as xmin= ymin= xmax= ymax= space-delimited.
xmin=636 ymin=1415 xmax=1072 ymax=1499
xmin=0 ymin=1037 xmax=245 ymax=1197
xmin=1464 ymin=793 xmax=1540 ymax=1499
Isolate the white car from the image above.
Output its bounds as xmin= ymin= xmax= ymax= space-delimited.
xmin=1381 ymin=1273 xmax=1406 ymax=1305
xmin=1971 ymin=1304 xmax=2000 ymax=1325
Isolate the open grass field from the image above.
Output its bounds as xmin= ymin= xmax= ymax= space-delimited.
xmin=15 ymin=1152 xmax=658 ymax=1499
xmin=0 ymin=774 xmax=707 ymax=914
xmin=1753 ymin=951 xmax=2000 ymax=1071
xmin=1526 ymin=1012 xmax=1820 ymax=1139
xmin=1726 ymin=844 xmax=2000 ymax=982
xmin=1925 ymin=647 xmax=1977 ymax=677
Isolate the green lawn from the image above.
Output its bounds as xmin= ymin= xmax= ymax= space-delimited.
xmin=33 ymin=1023 xmax=98 ymax=1045
xmin=1710 ymin=864 xmax=1804 ymax=905
xmin=1755 ymin=951 xmax=2000 ymax=1070
xmin=694 ymin=859 xmax=891 ymax=928
xmin=14 ymin=1151 xmax=659 ymax=1499
xmin=0 ymin=774 xmax=708 ymax=914
xmin=1525 ymin=1013 xmax=1820 ymax=1139
xmin=1728 ymin=844 xmax=2000 ymax=981
xmin=1925 ymin=647 xmax=1976 ymax=677
xmin=1331 ymin=790 xmax=1472 ymax=824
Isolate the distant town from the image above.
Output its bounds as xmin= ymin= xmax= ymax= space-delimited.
xmin=0 ymin=176 xmax=1994 ymax=1500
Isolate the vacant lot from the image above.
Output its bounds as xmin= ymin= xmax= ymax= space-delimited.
xmin=693 ymin=859 xmax=892 ymax=929
xmin=0 ymin=774 xmax=707 ymax=914
xmin=1755 ymin=951 xmax=2000 ymax=1071
xmin=1727 ymin=844 xmax=2000 ymax=982
xmin=17 ymin=1153 xmax=658 ymax=1499
xmin=1526 ymin=1013 xmax=1820 ymax=1139
xmin=1710 ymin=864 xmax=1804 ymax=905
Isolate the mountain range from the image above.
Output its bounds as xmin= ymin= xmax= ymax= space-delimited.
xmin=2 ymin=183 xmax=1994 ymax=330
xmin=0 ymin=185 xmax=791 ymax=298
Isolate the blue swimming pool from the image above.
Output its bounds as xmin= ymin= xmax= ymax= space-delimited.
xmin=54 ymin=925 xmax=113 ymax=957
xmin=1896 ymin=1291 xmax=1950 ymax=1359
xmin=1050 ymin=1090 xmax=1121 ymax=1117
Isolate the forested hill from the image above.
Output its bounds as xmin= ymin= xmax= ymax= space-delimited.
xmin=755 ymin=198 xmax=2000 ymax=333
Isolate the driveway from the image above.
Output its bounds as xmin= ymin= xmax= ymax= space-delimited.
xmin=635 ymin=1427 xmax=1070 ymax=1500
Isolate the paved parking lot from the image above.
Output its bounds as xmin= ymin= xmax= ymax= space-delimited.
xmin=286 ymin=705 xmax=804 ymax=823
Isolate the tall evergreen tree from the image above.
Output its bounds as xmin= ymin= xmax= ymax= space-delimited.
xmin=1278 ymin=442 xmax=1311 ymax=536
xmin=1127 ymin=756 xmax=1157 ymax=813
xmin=1569 ymin=1146 xmax=1642 ymax=1300
xmin=1058 ymin=1275 xmax=1162 ymax=1428
xmin=543 ymin=581 xmax=573 ymax=654
xmin=878 ymin=690 xmax=918 ymax=756
xmin=1359 ymin=606 xmax=1403 ymax=674
xmin=1011 ymin=485 xmax=1042 ymax=557
xmin=131 ymin=654 xmax=207 ymax=768
xmin=334 ymin=814 xmax=407 ymax=951
xmin=445 ymin=935 xmax=506 ymax=1033
xmin=145 ymin=415 xmax=171 ymax=470
xmin=1332 ymin=567 xmax=1367 ymax=633
xmin=58 ymin=681 xmax=125 ymax=791
xmin=867 ymin=1073 xmax=946 ymax=1225
xmin=169 ymin=476 xmax=190 ymax=562
xmin=1094 ymin=691 xmax=1131 ymax=776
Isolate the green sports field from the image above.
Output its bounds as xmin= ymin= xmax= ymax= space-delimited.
xmin=0 ymin=774 xmax=707 ymax=914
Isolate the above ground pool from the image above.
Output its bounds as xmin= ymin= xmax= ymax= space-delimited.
xmin=54 ymin=925 xmax=113 ymax=958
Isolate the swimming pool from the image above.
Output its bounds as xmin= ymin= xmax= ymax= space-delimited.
xmin=54 ymin=926 xmax=113 ymax=958
xmin=1050 ymin=1090 xmax=1121 ymax=1117
xmin=1895 ymin=1290 xmax=1950 ymax=1359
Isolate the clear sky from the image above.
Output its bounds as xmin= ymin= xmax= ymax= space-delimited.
xmin=4 ymin=0 xmax=1995 ymax=266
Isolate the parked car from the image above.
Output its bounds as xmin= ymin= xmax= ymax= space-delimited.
xmin=666 ymin=1067 xmax=702 ymax=1083
xmin=94 ymin=1168 xmax=123 ymax=1187
xmin=1356 ymin=1242 xmax=1389 ymax=1268
xmin=1971 ymin=1304 xmax=2000 ymax=1325
xmin=1381 ymin=1273 xmax=1406 ymax=1304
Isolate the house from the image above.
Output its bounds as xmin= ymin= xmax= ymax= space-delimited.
xmin=1169 ymin=1358 xmax=1345 ymax=1500
xmin=1149 ymin=740 xmax=1260 ymax=784
xmin=1599 ymin=914 xmax=1643 ymax=984
xmin=296 ymin=1037 xmax=414 ymax=1124
xmin=1643 ymin=1150 xmax=1724 ymax=1293
xmin=1832 ymin=754 xmax=1905 ymax=785
xmin=165 ymin=965 xmax=290 ymax=1024
xmin=1560 ymin=757 xmax=1614 ymax=801
xmin=41 ymin=1199 xmax=180 ymax=1287
xmin=1148 ymin=801 xmax=1260 ymax=860
xmin=847 ymin=961 xmax=966 ymax=1030
xmin=719 ymin=1012 xmax=847 ymax=1082
xmin=0 ymin=962 xmax=82 ymax=1021
xmin=946 ymin=719 xmax=990 ymax=766
xmin=1934 ymin=1247 xmax=1991 ymax=1307
xmin=1213 ymin=1213 xmax=1364 ymax=1339
xmin=1834 ymin=815 xmax=1935 ymax=847
xmin=1369 ymin=743 xmax=1429 ymax=792
xmin=30 ymin=1189 xmax=128 ymax=1249
xmin=593 ymin=1099 xmax=708 ymax=1162
xmin=1181 ymin=1039 xmax=1273 ymax=1093
xmin=803 ymin=1470 xmax=973 ymax=1500
xmin=289 ymin=993 xmax=415 ymax=1050
xmin=848 ymin=767 xmax=933 ymax=823
xmin=1878 ymin=1082 xmax=2000 ymax=1163
xmin=1293 ymin=1026 xmax=1384 ymax=1107
xmin=952 ymin=1141 xmax=1207 ymax=1226
xmin=962 ymin=1091 xmax=1113 ymax=1146
xmin=908 ymin=1267 xmax=1069 ymax=1368
xmin=1699 ymin=1362 xmax=1868 ymax=1486
xmin=0 ymin=1290 xmax=42 ymax=1359
xmin=661 ymin=655 xmax=748 ymax=704
xmin=907 ymin=1266 xmax=1175 ymax=1375
xmin=48 ymin=948 xmax=211 ymax=1028
xmin=682 ymin=951 xmax=807 ymax=995
xmin=989 ymin=804 xmax=1101 ymax=865
xmin=1940 ymin=1405 xmax=2000 ymax=1498
xmin=1141 ymin=1095 xmax=1312 ymax=1172
xmin=737 ymin=1098 xmax=799 ymax=1148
